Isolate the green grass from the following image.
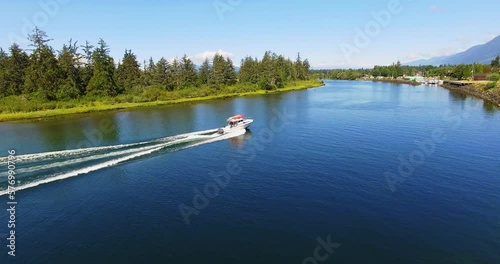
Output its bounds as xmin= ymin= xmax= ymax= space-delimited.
xmin=0 ymin=80 xmax=323 ymax=122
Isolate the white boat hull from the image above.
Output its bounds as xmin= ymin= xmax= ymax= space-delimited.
xmin=218 ymin=119 xmax=253 ymax=134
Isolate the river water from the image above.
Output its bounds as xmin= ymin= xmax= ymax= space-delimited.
xmin=1 ymin=80 xmax=499 ymax=263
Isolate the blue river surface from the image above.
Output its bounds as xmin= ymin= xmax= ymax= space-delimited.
xmin=0 ymin=80 xmax=499 ymax=263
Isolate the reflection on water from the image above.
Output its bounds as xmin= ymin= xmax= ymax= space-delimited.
xmin=483 ymin=101 xmax=500 ymax=116
xmin=449 ymin=90 xmax=468 ymax=102
xmin=447 ymin=88 xmax=500 ymax=116
xmin=229 ymin=130 xmax=252 ymax=149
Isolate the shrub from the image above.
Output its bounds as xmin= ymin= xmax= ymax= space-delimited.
xmin=485 ymin=81 xmax=497 ymax=90
xmin=488 ymin=73 xmax=500 ymax=82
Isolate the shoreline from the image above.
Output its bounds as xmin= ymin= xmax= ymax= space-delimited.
xmin=0 ymin=80 xmax=324 ymax=122
xmin=369 ymin=78 xmax=421 ymax=86
xmin=358 ymin=78 xmax=500 ymax=105
xmin=440 ymin=82 xmax=500 ymax=106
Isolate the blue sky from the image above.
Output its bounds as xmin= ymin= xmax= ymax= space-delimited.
xmin=0 ymin=0 xmax=498 ymax=68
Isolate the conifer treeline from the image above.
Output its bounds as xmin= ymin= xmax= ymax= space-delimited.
xmin=0 ymin=28 xmax=311 ymax=101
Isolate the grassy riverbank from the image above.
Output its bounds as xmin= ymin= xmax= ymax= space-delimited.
xmin=441 ymin=81 xmax=500 ymax=106
xmin=0 ymin=80 xmax=323 ymax=122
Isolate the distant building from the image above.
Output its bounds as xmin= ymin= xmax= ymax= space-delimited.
xmin=404 ymin=76 xmax=425 ymax=83
xmin=473 ymin=74 xmax=488 ymax=81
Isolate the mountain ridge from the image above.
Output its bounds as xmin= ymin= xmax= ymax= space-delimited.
xmin=404 ymin=35 xmax=500 ymax=66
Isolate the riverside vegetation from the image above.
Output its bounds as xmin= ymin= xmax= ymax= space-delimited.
xmin=312 ymin=58 xmax=500 ymax=104
xmin=0 ymin=28 xmax=319 ymax=121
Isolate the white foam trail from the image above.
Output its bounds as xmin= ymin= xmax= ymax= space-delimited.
xmin=0 ymin=128 xmax=247 ymax=196
xmin=0 ymin=145 xmax=166 ymax=196
xmin=0 ymin=143 xmax=164 ymax=177
xmin=0 ymin=141 xmax=148 ymax=164
xmin=178 ymin=129 xmax=246 ymax=150
xmin=0 ymin=128 xmax=219 ymax=164
xmin=1 ymin=133 xmax=214 ymax=178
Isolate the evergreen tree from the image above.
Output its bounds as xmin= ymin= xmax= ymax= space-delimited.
xmin=58 ymin=39 xmax=82 ymax=99
xmin=23 ymin=28 xmax=61 ymax=99
xmin=2 ymin=44 xmax=29 ymax=96
xmin=86 ymin=39 xmax=118 ymax=96
xmin=223 ymin=57 xmax=237 ymax=85
xmin=273 ymin=55 xmax=288 ymax=88
xmin=0 ymin=27 xmax=316 ymax=104
xmin=259 ymin=51 xmax=276 ymax=90
xmin=180 ymin=55 xmax=197 ymax=87
xmin=154 ymin=57 xmax=170 ymax=86
xmin=143 ymin=57 xmax=155 ymax=86
xmin=491 ymin=56 xmax=500 ymax=67
xmin=0 ymin=48 xmax=7 ymax=97
xmin=209 ymin=54 xmax=227 ymax=88
xmin=302 ymin=59 xmax=311 ymax=80
xmin=116 ymin=49 xmax=141 ymax=91
xmin=239 ymin=56 xmax=259 ymax=84
xmin=169 ymin=58 xmax=181 ymax=90
xmin=294 ymin=53 xmax=305 ymax=81
xmin=80 ymin=41 xmax=94 ymax=90
xmin=198 ymin=58 xmax=211 ymax=85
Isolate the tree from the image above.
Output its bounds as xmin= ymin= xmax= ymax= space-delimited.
xmin=86 ymin=39 xmax=118 ymax=96
xmin=209 ymin=54 xmax=227 ymax=88
xmin=394 ymin=60 xmax=403 ymax=77
xmin=80 ymin=41 xmax=95 ymax=89
xmin=198 ymin=58 xmax=211 ymax=85
xmin=0 ymin=48 xmax=7 ymax=97
xmin=451 ymin=64 xmax=472 ymax=80
xmin=58 ymin=39 xmax=82 ymax=99
xmin=1 ymin=44 xmax=29 ymax=96
xmin=169 ymin=58 xmax=181 ymax=90
xmin=179 ymin=55 xmax=197 ymax=87
xmin=492 ymin=56 xmax=500 ymax=67
xmin=23 ymin=28 xmax=61 ymax=99
xmin=239 ymin=56 xmax=259 ymax=84
xmin=116 ymin=49 xmax=141 ymax=91
xmin=302 ymin=59 xmax=311 ymax=80
xmin=223 ymin=57 xmax=237 ymax=85
xmin=143 ymin=57 xmax=155 ymax=86
xmin=294 ymin=53 xmax=305 ymax=80
xmin=259 ymin=51 xmax=276 ymax=90
xmin=154 ymin=57 xmax=170 ymax=86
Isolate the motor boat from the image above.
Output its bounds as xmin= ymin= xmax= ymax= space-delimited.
xmin=217 ymin=115 xmax=253 ymax=134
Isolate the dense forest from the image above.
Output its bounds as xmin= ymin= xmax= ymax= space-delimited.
xmin=313 ymin=59 xmax=500 ymax=81
xmin=0 ymin=28 xmax=312 ymax=113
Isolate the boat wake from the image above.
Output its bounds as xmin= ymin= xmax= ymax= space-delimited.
xmin=0 ymin=128 xmax=246 ymax=196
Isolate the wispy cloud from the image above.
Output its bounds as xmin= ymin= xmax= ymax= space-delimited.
xmin=403 ymin=53 xmax=432 ymax=62
xmin=436 ymin=47 xmax=460 ymax=57
xmin=430 ymin=5 xmax=444 ymax=13
xmin=484 ymin=33 xmax=499 ymax=42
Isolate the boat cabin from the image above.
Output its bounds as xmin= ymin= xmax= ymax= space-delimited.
xmin=227 ymin=115 xmax=245 ymax=127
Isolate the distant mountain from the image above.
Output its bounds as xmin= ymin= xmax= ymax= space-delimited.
xmin=405 ymin=35 xmax=500 ymax=66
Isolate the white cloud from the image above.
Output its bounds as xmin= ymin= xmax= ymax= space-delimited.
xmin=190 ymin=49 xmax=234 ymax=64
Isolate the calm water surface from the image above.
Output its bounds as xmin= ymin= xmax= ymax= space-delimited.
xmin=1 ymin=80 xmax=500 ymax=263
